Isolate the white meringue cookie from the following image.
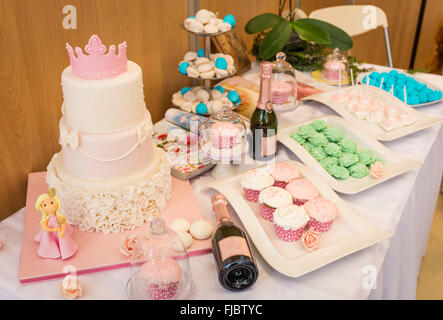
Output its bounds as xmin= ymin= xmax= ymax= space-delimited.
xmin=215 ymin=68 xmax=229 ymax=78
xmin=216 ymin=19 xmax=224 ymax=25
xmin=184 ymin=51 xmax=198 ymax=62
xmin=181 ymin=101 xmax=194 ymax=112
xmin=183 ymin=17 xmax=195 ymax=30
xmin=218 ymin=22 xmax=232 ymax=32
xmin=183 ymin=91 xmax=197 ymax=101
xmin=204 ymin=23 xmax=219 ymax=34
xmin=211 ymin=89 xmax=222 ymax=100
xmin=173 ymin=232 xmax=193 ymax=252
xmin=224 ymin=54 xmax=234 ymax=66
xmin=227 ymin=65 xmax=236 ymax=74
xmin=170 ymin=218 xmax=191 ymax=232
xmin=186 ymin=66 xmax=199 ymax=78
xmin=195 ymin=9 xmax=212 ymax=24
xmin=200 ymin=70 xmax=215 ymax=79
xmin=172 ymin=92 xmax=186 ymax=107
xmin=211 ymin=99 xmax=225 ymax=113
xmin=209 ymin=53 xmax=222 ymax=61
xmin=208 ymin=17 xmax=218 ymax=25
xmin=189 ymin=220 xmax=213 ymax=240
xmin=194 ymin=57 xmax=210 ymax=66
xmin=187 ymin=19 xmax=204 ymax=33
xmin=191 ymin=101 xmax=199 ymax=113
xmin=196 ymin=89 xmax=210 ymax=102
xmin=197 ymin=63 xmax=212 ymax=73
xmin=192 ymin=86 xmax=202 ymax=92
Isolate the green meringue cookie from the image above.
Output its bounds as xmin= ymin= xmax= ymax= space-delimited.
xmin=327 ymin=165 xmax=350 ymax=180
xmin=290 ymin=132 xmax=306 ymax=145
xmin=319 ymin=157 xmax=338 ymax=170
xmin=357 ymin=149 xmax=376 ymax=165
xmin=323 ymin=142 xmax=342 ymax=157
xmin=308 ymin=132 xmax=328 ymax=146
xmin=310 ymin=119 xmax=327 ymax=132
xmin=338 ymin=153 xmax=359 ymax=167
xmin=339 ymin=137 xmax=357 ymax=154
xmin=310 ymin=147 xmax=326 ymax=161
xmin=323 ymin=126 xmax=344 ymax=142
xmin=302 ymin=142 xmax=314 ymax=152
xmin=297 ymin=125 xmax=315 ymax=139
xmin=348 ymin=162 xmax=370 ymax=178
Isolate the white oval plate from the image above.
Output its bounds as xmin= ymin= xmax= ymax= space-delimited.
xmin=277 ymin=116 xmax=421 ymax=194
xmin=204 ymin=160 xmax=392 ymax=278
xmin=356 ymin=72 xmax=443 ymax=107
xmin=301 ymin=85 xmax=443 ymax=141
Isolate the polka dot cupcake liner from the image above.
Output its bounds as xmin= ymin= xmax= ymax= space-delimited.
xmin=272 ymin=93 xmax=289 ymax=105
xmin=147 ymin=282 xmax=179 ymax=300
xmin=306 ymin=218 xmax=334 ymax=233
xmin=273 ymin=181 xmax=288 ymax=189
xmin=293 ymin=198 xmax=308 ymax=206
xmin=212 ymin=136 xmax=235 ymax=149
xmin=244 ymin=188 xmax=260 ymax=202
xmin=259 ymin=203 xmax=275 ymax=222
xmin=274 ymin=225 xmax=304 ymax=242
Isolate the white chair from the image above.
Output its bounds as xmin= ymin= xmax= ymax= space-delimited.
xmin=309 ymin=5 xmax=393 ymax=68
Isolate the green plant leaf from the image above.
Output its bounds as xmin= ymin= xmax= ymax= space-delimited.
xmin=245 ymin=13 xmax=284 ymax=34
xmin=291 ymin=19 xmax=331 ymax=45
xmin=258 ymin=20 xmax=293 ymax=59
xmin=298 ymin=18 xmax=353 ymax=50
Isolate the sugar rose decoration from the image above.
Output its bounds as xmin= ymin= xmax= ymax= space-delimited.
xmin=120 ymin=235 xmax=139 ymax=257
xmin=370 ymin=161 xmax=385 ymax=179
xmin=302 ymin=228 xmax=321 ymax=252
xmin=60 ymin=275 xmax=82 ymax=300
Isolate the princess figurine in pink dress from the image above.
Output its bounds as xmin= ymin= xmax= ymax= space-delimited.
xmin=34 ymin=188 xmax=78 ymax=259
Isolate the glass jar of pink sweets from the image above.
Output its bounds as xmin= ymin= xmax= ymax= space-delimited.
xmin=271 ymin=52 xmax=298 ymax=111
xmin=321 ymin=48 xmax=349 ymax=85
xmin=126 ymin=218 xmax=194 ymax=300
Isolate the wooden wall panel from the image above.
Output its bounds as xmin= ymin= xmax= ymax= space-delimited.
xmin=300 ymin=0 xmax=422 ymax=69
xmin=413 ymin=0 xmax=443 ymax=73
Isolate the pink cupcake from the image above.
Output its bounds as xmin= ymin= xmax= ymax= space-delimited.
xmin=258 ymin=187 xmax=293 ymax=222
xmin=323 ymin=61 xmax=346 ymax=81
xmin=304 ymin=197 xmax=339 ymax=233
xmin=140 ymin=258 xmax=182 ymax=300
xmin=209 ymin=122 xmax=240 ymax=149
xmin=241 ymin=169 xmax=274 ymax=202
xmin=270 ymin=162 xmax=301 ymax=188
xmin=271 ymin=79 xmax=292 ymax=105
xmin=273 ymin=204 xmax=309 ymax=242
xmin=285 ymin=179 xmax=320 ymax=206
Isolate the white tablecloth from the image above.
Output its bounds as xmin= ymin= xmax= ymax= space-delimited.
xmin=0 ymin=69 xmax=442 ymax=300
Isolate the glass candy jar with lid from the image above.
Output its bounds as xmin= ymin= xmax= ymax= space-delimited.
xmin=322 ymin=48 xmax=349 ymax=84
xmin=271 ymin=52 xmax=297 ymax=109
xmin=126 ymin=218 xmax=194 ymax=300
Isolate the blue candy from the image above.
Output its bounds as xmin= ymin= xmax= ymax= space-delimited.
xmin=434 ymin=90 xmax=442 ymax=99
xmin=188 ymin=16 xmax=195 ymax=19
xmin=215 ymin=57 xmax=228 ymax=70
xmin=418 ymin=92 xmax=428 ymax=103
xmin=234 ymin=98 xmax=242 ymax=107
xmin=223 ymin=14 xmax=236 ymax=28
xmin=213 ymin=85 xmax=224 ymax=94
xmin=179 ymin=62 xmax=190 ymax=75
xmin=409 ymin=95 xmax=420 ymax=105
xmin=180 ymin=87 xmax=192 ymax=95
xmin=369 ymin=72 xmax=380 ymax=79
xmin=197 ymin=48 xmax=205 ymax=57
xmin=196 ymin=102 xmax=208 ymax=114
xmin=389 ymin=70 xmax=399 ymax=76
xmin=227 ymin=90 xmax=240 ymax=103
xmin=362 ymin=76 xmax=368 ymax=84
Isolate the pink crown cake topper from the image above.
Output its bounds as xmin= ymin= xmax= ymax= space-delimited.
xmin=66 ymin=35 xmax=127 ymax=80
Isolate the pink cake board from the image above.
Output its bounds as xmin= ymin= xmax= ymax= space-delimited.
xmin=19 ymin=172 xmax=212 ymax=284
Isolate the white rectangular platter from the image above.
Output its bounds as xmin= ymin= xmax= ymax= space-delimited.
xmin=277 ymin=116 xmax=421 ymax=194
xmin=357 ymin=71 xmax=443 ymax=107
xmin=204 ymin=160 xmax=392 ymax=278
xmin=301 ymin=85 xmax=442 ymax=141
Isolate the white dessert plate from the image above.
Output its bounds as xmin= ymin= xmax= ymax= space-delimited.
xmin=357 ymin=72 xmax=443 ymax=107
xmin=204 ymin=160 xmax=392 ymax=278
xmin=181 ymin=23 xmax=233 ymax=37
xmin=277 ymin=116 xmax=421 ymax=194
xmin=301 ymin=85 xmax=443 ymax=141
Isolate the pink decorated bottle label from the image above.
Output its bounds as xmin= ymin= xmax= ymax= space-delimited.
xmin=218 ymin=236 xmax=251 ymax=261
xmin=261 ymin=135 xmax=277 ymax=157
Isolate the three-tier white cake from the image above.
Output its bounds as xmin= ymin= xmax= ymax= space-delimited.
xmin=46 ymin=35 xmax=171 ymax=233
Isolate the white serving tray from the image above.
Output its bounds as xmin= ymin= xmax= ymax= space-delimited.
xmin=277 ymin=116 xmax=421 ymax=194
xmin=357 ymin=72 xmax=443 ymax=107
xmin=204 ymin=160 xmax=392 ymax=278
xmin=301 ymin=85 xmax=443 ymax=141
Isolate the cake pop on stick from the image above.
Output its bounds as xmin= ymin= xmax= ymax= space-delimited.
xmin=338 ymin=69 xmax=342 ymax=97
xmin=403 ymin=85 xmax=407 ymax=104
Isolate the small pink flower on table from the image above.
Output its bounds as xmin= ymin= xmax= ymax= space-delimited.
xmin=302 ymin=228 xmax=321 ymax=252
xmin=370 ymin=161 xmax=385 ymax=179
xmin=60 ymin=274 xmax=83 ymax=300
xmin=120 ymin=235 xmax=139 ymax=257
